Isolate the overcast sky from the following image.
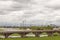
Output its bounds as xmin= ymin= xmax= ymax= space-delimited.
xmin=0 ymin=0 xmax=60 ymax=26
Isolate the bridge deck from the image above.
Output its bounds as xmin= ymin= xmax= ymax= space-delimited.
xmin=0 ymin=30 xmax=59 ymax=33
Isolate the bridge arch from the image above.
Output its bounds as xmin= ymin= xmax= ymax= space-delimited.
xmin=0 ymin=30 xmax=60 ymax=38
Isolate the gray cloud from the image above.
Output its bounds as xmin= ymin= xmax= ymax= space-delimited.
xmin=0 ymin=0 xmax=60 ymax=26
xmin=0 ymin=0 xmax=32 ymax=15
xmin=46 ymin=0 xmax=60 ymax=10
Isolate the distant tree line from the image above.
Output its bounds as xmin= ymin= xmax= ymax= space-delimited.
xmin=0 ymin=25 xmax=56 ymax=30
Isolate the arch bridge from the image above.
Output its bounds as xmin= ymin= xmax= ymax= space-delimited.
xmin=0 ymin=30 xmax=60 ymax=38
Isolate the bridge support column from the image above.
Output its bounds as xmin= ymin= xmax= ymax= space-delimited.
xmin=47 ymin=32 xmax=53 ymax=36
xmin=19 ymin=33 xmax=28 ymax=38
xmin=4 ymin=33 xmax=11 ymax=38
xmin=33 ymin=32 xmax=41 ymax=37
xmin=57 ymin=32 xmax=60 ymax=36
xmin=21 ymin=34 xmax=26 ymax=38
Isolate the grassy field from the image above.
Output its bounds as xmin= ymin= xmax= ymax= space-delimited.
xmin=0 ymin=36 xmax=60 ymax=40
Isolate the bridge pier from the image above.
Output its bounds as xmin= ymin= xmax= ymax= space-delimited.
xmin=19 ymin=33 xmax=29 ymax=38
xmin=4 ymin=33 xmax=12 ymax=38
xmin=46 ymin=32 xmax=53 ymax=36
xmin=20 ymin=34 xmax=26 ymax=38
xmin=57 ymin=32 xmax=60 ymax=36
xmin=33 ymin=32 xmax=41 ymax=37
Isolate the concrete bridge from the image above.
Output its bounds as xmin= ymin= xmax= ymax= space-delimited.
xmin=0 ymin=30 xmax=60 ymax=38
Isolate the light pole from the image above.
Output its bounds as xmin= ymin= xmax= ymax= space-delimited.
xmin=22 ymin=15 xmax=26 ymax=27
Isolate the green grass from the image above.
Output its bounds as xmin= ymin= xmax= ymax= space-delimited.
xmin=0 ymin=36 xmax=60 ymax=40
